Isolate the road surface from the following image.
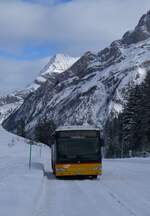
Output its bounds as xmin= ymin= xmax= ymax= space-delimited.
xmin=34 ymin=158 xmax=150 ymax=216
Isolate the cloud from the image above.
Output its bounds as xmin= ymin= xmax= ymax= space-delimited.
xmin=0 ymin=0 xmax=150 ymax=55
xmin=0 ymin=57 xmax=49 ymax=94
xmin=0 ymin=0 xmax=150 ymax=93
xmin=0 ymin=1 xmax=49 ymax=53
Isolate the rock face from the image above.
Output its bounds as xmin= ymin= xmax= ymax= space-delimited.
xmin=122 ymin=10 xmax=150 ymax=45
xmin=0 ymin=94 xmax=23 ymax=124
xmin=3 ymin=10 xmax=150 ymax=137
xmin=0 ymin=54 xmax=78 ymax=123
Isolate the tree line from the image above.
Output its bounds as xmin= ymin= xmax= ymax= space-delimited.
xmin=104 ymin=71 xmax=150 ymax=158
xmin=16 ymin=117 xmax=56 ymax=147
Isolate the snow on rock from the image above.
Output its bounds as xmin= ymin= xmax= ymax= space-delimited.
xmin=27 ymin=53 xmax=79 ymax=91
xmin=0 ymin=94 xmax=23 ymax=123
xmin=0 ymin=101 xmax=22 ymax=124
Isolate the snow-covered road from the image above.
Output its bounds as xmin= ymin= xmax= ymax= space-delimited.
xmin=34 ymin=158 xmax=150 ymax=216
xmin=0 ymin=126 xmax=150 ymax=216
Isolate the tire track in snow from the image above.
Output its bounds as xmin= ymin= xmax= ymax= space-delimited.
xmin=75 ymin=179 xmax=137 ymax=216
xmin=35 ymin=173 xmax=137 ymax=216
xmin=101 ymin=182 xmax=137 ymax=216
xmin=34 ymin=176 xmax=101 ymax=216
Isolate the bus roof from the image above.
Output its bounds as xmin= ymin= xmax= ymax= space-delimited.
xmin=55 ymin=126 xmax=100 ymax=132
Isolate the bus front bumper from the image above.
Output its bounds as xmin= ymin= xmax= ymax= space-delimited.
xmin=55 ymin=162 xmax=102 ymax=176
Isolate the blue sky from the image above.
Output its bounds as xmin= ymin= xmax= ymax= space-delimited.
xmin=0 ymin=0 xmax=150 ymax=93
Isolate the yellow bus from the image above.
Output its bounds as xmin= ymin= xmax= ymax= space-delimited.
xmin=51 ymin=126 xmax=102 ymax=178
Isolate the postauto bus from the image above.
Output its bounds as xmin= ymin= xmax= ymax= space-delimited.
xmin=51 ymin=126 xmax=102 ymax=178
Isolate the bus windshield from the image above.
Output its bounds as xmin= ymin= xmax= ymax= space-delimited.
xmin=57 ymin=137 xmax=100 ymax=162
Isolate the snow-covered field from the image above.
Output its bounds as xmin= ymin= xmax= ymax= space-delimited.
xmin=0 ymin=125 xmax=150 ymax=216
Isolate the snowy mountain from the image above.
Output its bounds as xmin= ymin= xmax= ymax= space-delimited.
xmin=26 ymin=53 xmax=79 ymax=92
xmin=3 ymin=10 xmax=150 ymax=137
xmin=0 ymin=54 xmax=78 ymax=123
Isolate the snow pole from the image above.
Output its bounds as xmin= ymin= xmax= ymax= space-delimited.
xmin=29 ymin=142 xmax=32 ymax=169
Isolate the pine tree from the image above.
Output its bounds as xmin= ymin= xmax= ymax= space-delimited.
xmin=121 ymin=85 xmax=143 ymax=154
xmin=105 ymin=71 xmax=150 ymax=157
xmin=140 ymin=72 xmax=150 ymax=151
xmin=104 ymin=115 xmax=123 ymax=158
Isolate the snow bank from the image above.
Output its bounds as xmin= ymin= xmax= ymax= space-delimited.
xmin=0 ymin=126 xmax=50 ymax=216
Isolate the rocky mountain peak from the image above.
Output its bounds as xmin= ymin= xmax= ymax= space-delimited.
xmin=136 ymin=10 xmax=150 ymax=31
xmin=42 ymin=53 xmax=78 ymax=74
xmin=26 ymin=53 xmax=79 ymax=91
xmin=122 ymin=10 xmax=150 ymax=45
xmin=41 ymin=53 xmax=79 ymax=75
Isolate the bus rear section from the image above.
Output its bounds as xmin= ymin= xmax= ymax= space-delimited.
xmin=51 ymin=127 xmax=102 ymax=178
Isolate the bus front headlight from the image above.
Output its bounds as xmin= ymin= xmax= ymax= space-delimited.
xmin=56 ymin=168 xmax=65 ymax=172
xmin=91 ymin=166 xmax=101 ymax=171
